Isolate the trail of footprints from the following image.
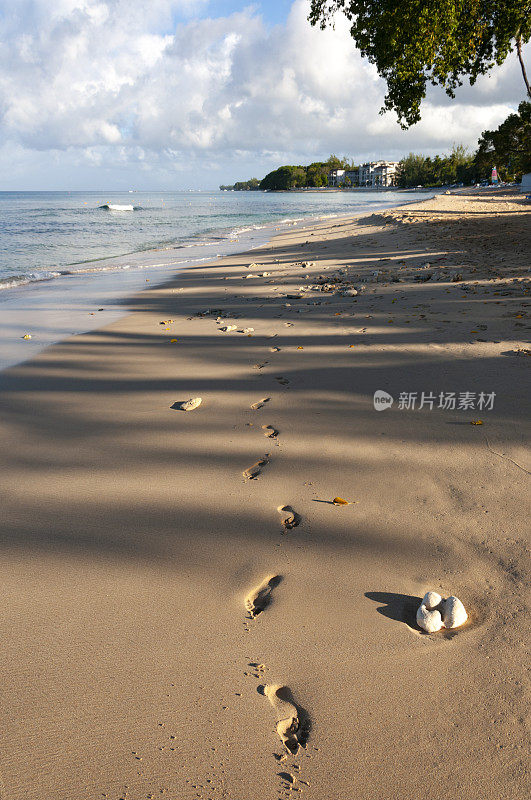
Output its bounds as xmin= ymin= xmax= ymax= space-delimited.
xmin=241 ymin=331 xmax=310 ymax=796
xmin=187 ymin=290 xmax=316 ymax=791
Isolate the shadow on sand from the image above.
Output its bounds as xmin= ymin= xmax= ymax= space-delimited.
xmin=365 ymin=591 xmax=421 ymax=631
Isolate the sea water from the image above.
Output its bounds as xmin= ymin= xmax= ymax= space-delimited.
xmin=0 ymin=189 xmax=425 ymax=369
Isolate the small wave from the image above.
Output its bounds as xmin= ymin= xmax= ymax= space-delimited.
xmin=227 ymin=224 xmax=269 ymax=238
xmin=66 ymin=263 xmax=132 ymax=274
xmin=277 ymin=217 xmax=305 ymax=224
xmin=0 ymin=253 xmax=221 ymax=292
xmin=99 ymin=204 xmax=135 ymax=212
xmin=0 ymin=270 xmax=63 ymax=290
xmin=179 ymin=240 xmax=220 ymax=248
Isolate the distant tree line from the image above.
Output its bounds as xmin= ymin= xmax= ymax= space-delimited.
xmin=260 ymin=155 xmax=359 ymax=190
xmin=219 ymin=178 xmax=261 ymax=191
xmin=220 ymin=102 xmax=530 ymax=191
xmin=220 ymin=156 xmax=357 ymax=191
xmin=397 ymin=145 xmax=475 ymax=188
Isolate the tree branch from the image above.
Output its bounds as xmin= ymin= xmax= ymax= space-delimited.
xmin=516 ymin=34 xmax=531 ymax=98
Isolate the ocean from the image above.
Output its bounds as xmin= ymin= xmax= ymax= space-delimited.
xmin=0 ymin=189 xmax=424 ymax=370
xmin=0 ymin=189 xmax=419 ymax=289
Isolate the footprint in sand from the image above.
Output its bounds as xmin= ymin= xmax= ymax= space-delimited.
xmin=251 ymin=397 xmax=270 ymax=410
xmin=278 ymin=770 xmax=309 ymax=791
xmin=245 ymin=575 xmax=282 ymax=618
xmin=262 ymin=425 xmax=279 ymax=439
xmin=275 ymin=376 xmax=290 ymax=386
xmin=262 ymin=685 xmax=307 ymax=755
xmin=243 ymin=458 xmax=269 ymax=480
xmin=277 ymin=505 xmax=301 ymax=530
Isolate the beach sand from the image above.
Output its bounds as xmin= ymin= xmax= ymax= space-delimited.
xmin=0 ymin=189 xmax=529 ymax=800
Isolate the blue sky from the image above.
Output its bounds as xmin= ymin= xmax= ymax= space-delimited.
xmin=0 ymin=0 xmax=528 ymax=190
xmin=167 ymin=1 xmax=294 ymax=31
xmin=197 ymin=2 xmax=293 ymax=24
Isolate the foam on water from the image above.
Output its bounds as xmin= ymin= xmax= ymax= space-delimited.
xmin=99 ymin=203 xmax=135 ymax=211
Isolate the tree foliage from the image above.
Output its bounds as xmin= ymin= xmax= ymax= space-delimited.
xmin=397 ymin=145 xmax=476 ymax=187
xmin=306 ymin=162 xmax=329 ymax=187
xmin=260 ymin=165 xmax=307 ymax=190
xmin=308 ymin=1 xmax=531 ymax=127
xmin=474 ymin=100 xmax=531 ymax=179
xmin=258 ymin=157 xmax=360 ymax=190
xmin=325 ymin=154 xmax=358 ymax=170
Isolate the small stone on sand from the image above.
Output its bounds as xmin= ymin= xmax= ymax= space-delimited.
xmin=416 ymin=604 xmax=443 ymax=633
xmin=178 ymin=397 xmax=202 ymax=412
xmin=422 ymin=591 xmax=442 ymax=610
xmin=441 ymin=596 xmax=468 ymax=628
xmin=417 ymin=592 xmax=468 ymax=631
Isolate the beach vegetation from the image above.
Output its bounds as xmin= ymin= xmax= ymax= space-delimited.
xmin=474 ymin=100 xmax=531 ymax=180
xmin=397 ymin=144 xmax=477 ymax=187
xmin=260 ymin=165 xmax=308 ymax=190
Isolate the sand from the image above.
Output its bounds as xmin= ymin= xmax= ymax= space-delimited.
xmin=0 ymin=189 xmax=529 ymax=800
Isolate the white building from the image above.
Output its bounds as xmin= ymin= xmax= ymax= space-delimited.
xmin=358 ymin=161 xmax=399 ymax=187
xmin=328 ymin=169 xmax=346 ymax=186
xmin=328 ymin=169 xmax=359 ymax=187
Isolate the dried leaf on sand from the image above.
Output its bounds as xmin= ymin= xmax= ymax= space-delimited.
xmin=332 ymin=496 xmax=353 ymax=506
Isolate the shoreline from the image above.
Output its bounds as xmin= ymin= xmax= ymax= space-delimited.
xmin=0 ymin=189 xmax=423 ymax=293
xmin=0 ymin=193 xmax=434 ymax=372
xmin=0 ymin=188 xmax=528 ymax=800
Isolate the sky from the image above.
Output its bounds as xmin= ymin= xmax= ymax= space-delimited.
xmin=0 ymin=0 xmax=529 ymax=190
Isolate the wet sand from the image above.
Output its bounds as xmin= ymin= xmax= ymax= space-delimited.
xmin=0 ymin=189 xmax=529 ymax=800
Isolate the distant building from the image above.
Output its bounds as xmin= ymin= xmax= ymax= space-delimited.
xmin=329 ymin=161 xmax=399 ymax=188
xmin=358 ymin=161 xmax=399 ymax=187
xmin=328 ymin=169 xmax=346 ymax=186
xmin=328 ymin=169 xmax=359 ymax=187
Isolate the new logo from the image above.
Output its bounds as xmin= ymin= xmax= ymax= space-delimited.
xmin=373 ymin=390 xmax=394 ymax=411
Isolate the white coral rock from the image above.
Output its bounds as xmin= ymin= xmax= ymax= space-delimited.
xmin=422 ymin=591 xmax=442 ymax=610
xmin=180 ymin=397 xmax=202 ymax=411
xmin=416 ymin=604 xmax=443 ymax=633
xmin=441 ymin=596 xmax=467 ymax=629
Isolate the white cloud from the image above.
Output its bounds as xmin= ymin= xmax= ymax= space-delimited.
xmin=0 ymin=0 xmax=528 ymax=188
